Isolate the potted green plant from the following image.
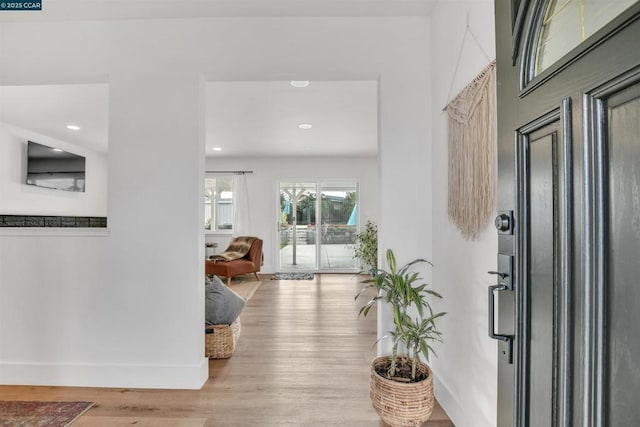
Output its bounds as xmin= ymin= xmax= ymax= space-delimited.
xmin=353 ymin=220 xmax=378 ymax=272
xmin=356 ymin=249 xmax=445 ymax=427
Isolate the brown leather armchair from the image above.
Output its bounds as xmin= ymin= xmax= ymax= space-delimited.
xmin=205 ymin=238 xmax=263 ymax=286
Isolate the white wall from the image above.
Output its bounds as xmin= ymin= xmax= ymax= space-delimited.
xmin=205 ymin=155 xmax=378 ymax=272
xmin=0 ymin=16 xmax=432 ymax=390
xmin=0 ymin=74 xmax=208 ymax=389
xmin=375 ymin=17 xmax=433 ymax=366
xmin=429 ymin=2 xmax=498 ymax=427
xmin=0 ymin=122 xmax=108 ymax=216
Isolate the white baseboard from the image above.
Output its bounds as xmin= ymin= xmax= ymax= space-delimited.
xmin=434 ymin=372 xmax=466 ymax=427
xmin=0 ymin=357 xmax=209 ymax=389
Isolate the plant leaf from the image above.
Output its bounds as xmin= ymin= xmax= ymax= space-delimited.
xmin=425 ymin=289 xmax=443 ymax=299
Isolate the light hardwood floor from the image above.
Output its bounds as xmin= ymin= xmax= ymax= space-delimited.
xmin=0 ymin=274 xmax=453 ymax=426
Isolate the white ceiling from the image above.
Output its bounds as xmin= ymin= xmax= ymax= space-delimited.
xmin=0 ymin=80 xmax=378 ymax=157
xmin=0 ymin=0 xmax=418 ymax=157
xmin=207 ymin=80 xmax=378 ymax=157
xmin=0 ymin=84 xmax=110 ymax=153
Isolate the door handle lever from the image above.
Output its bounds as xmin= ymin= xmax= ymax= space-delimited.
xmin=488 ymin=270 xmax=509 ymax=279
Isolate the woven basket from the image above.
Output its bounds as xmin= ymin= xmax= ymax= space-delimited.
xmin=205 ymin=318 xmax=241 ymax=359
xmin=370 ymin=356 xmax=434 ymax=427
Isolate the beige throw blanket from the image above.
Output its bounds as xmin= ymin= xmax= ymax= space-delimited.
xmin=210 ymin=236 xmax=257 ymax=262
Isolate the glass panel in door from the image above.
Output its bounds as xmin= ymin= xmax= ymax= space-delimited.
xmin=319 ymin=182 xmax=358 ymax=270
xmin=535 ymin=0 xmax=637 ymax=76
xmin=279 ymin=182 xmax=317 ymax=271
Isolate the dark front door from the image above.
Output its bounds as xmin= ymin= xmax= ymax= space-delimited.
xmin=492 ymin=1 xmax=640 ymax=425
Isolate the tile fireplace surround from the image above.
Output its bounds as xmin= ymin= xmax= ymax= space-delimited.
xmin=0 ymin=215 xmax=107 ymax=228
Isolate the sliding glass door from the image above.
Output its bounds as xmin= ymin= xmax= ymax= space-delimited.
xmin=318 ymin=182 xmax=357 ymax=270
xmin=279 ymin=182 xmax=317 ymax=271
xmin=278 ymin=181 xmax=358 ymax=272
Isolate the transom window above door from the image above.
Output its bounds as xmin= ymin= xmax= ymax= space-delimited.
xmin=534 ymin=0 xmax=637 ymax=76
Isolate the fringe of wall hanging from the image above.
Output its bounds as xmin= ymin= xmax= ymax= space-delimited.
xmin=444 ymin=61 xmax=497 ymax=239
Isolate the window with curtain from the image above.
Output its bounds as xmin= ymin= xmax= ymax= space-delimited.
xmin=204 ymin=176 xmax=233 ymax=231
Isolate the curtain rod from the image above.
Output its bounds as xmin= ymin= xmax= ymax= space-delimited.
xmin=205 ymin=170 xmax=254 ymax=175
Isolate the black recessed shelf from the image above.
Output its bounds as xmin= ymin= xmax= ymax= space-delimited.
xmin=0 ymin=215 xmax=107 ymax=228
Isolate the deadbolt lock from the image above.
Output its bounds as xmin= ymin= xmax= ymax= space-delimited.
xmin=494 ymin=211 xmax=513 ymax=234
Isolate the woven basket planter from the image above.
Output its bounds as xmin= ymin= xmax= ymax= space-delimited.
xmin=205 ymin=318 xmax=241 ymax=359
xmin=370 ymin=356 xmax=434 ymax=427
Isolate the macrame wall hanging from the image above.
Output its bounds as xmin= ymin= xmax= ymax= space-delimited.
xmin=444 ymin=59 xmax=497 ymax=240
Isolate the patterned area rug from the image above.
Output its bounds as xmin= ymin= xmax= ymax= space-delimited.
xmin=0 ymin=401 xmax=95 ymax=426
xmin=271 ymin=272 xmax=314 ymax=280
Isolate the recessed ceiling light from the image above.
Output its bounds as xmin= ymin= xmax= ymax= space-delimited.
xmin=290 ymin=81 xmax=310 ymax=88
xmin=66 ymin=124 xmax=80 ymax=130
xmin=213 ymin=147 xmax=222 ymax=151
xmin=52 ymin=148 xmax=64 ymax=152
xmin=299 ymin=123 xmax=313 ymax=130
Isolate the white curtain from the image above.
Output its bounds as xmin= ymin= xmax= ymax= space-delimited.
xmin=232 ymin=174 xmax=251 ymax=236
